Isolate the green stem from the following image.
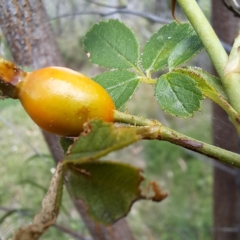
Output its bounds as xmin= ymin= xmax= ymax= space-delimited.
xmin=134 ymin=66 xmax=147 ymax=78
xmin=223 ymin=35 xmax=240 ymax=114
xmin=176 ymin=0 xmax=228 ymax=80
xmin=140 ymin=77 xmax=156 ymax=84
xmin=176 ymin=0 xmax=240 ymax=135
xmin=160 ymin=126 xmax=240 ymax=167
xmin=114 ymin=110 xmax=240 ymax=168
xmin=215 ymin=96 xmax=240 ymax=135
xmin=114 ymin=110 xmax=158 ymax=126
xmin=223 ymin=73 xmax=240 ymax=114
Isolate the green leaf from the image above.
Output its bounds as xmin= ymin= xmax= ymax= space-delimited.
xmin=63 ymin=123 xmax=168 ymax=225
xmin=141 ymin=22 xmax=203 ymax=73
xmin=67 ymin=161 xmax=144 ymax=225
xmin=64 ymin=120 xmax=140 ymax=162
xmin=168 ymin=35 xmax=203 ymax=70
xmin=83 ymin=19 xmax=139 ymax=69
xmin=174 ymin=67 xmax=228 ymax=100
xmin=93 ymin=70 xmax=139 ymax=109
xmin=155 ymin=72 xmax=203 ymax=117
xmin=172 ymin=68 xmax=240 ymax=136
xmin=172 ymin=68 xmax=240 ymax=118
xmin=60 ymin=137 xmax=74 ymax=154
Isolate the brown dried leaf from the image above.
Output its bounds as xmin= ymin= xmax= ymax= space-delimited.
xmin=12 ymin=162 xmax=64 ymax=240
xmin=141 ymin=181 xmax=168 ymax=202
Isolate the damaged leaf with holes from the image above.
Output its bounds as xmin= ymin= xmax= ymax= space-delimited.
xmin=66 ymin=161 xmax=167 ymax=225
xmin=63 ymin=120 xmax=167 ymax=225
xmin=63 ymin=120 xmax=141 ymax=161
xmin=12 ymin=162 xmax=64 ymax=240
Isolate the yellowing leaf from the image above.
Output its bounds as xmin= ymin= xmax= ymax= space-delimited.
xmin=64 ymin=120 xmax=141 ymax=162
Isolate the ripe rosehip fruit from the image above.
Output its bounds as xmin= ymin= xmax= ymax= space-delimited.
xmin=15 ymin=67 xmax=115 ymax=136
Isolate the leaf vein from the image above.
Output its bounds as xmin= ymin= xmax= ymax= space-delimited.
xmin=94 ymin=31 xmax=137 ymax=69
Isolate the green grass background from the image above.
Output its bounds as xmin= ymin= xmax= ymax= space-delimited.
xmin=0 ymin=0 xmax=214 ymax=239
xmin=0 ymin=85 xmax=212 ymax=240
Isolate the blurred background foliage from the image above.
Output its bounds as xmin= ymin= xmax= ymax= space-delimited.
xmin=0 ymin=0 xmax=215 ymax=239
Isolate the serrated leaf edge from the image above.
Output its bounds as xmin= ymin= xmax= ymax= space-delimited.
xmin=174 ymin=67 xmax=229 ymax=101
xmin=168 ymin=35 xmax=203 ymax=71
xmin=93 ymin=70 xmax=140 ymax=108
xmin=141 ymin=22 xmax=195 ymax=73
xmin=155 ymin=72 xmax=203 ymax=118
xmin=83 ymin=19 xmax=140 ymax=70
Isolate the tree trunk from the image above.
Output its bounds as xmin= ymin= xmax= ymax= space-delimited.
xmin=212 ymin=1 xmax=240 ymax=239
xmin=0 ymin=1 xmax=134 ymax=240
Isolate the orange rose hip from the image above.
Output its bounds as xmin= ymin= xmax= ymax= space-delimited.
xmin=16 ymin=67 xmax=115 ymax=136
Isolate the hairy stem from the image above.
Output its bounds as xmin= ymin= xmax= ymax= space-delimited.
xmin=176 ymin=0 xmax=228 ymax=80
xmin=160 ymin=126 xmax=240 ymax=167
xmin=176 ymin=0 xmax=240 ymax=135
xmin=114 ymin=110 xmax=240 ymax=167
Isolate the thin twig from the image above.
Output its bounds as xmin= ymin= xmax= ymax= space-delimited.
xmin=83 ymin=0 xmax=126 ymax=9
xmin=0 ymin=206 xmax=30 ymax=213
xmin=0 ymin=206 xmax=82 ymax=235
xmin=51 ymin=8 xmax=232 ymax=53
xmin=53 ymin=223 xmax=92 ymax=240
xmin=51 ymin=9 xmax=171 ymax=24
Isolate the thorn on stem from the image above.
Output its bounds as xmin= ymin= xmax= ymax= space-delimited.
xmin=171 ymin=0 xmax=181 ymax=24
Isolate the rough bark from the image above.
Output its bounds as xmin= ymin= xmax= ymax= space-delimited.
xmin=0 ymin=1 xmax=134 ymax=239
xmin=212 ymin=1 xmax=240 ymax=239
